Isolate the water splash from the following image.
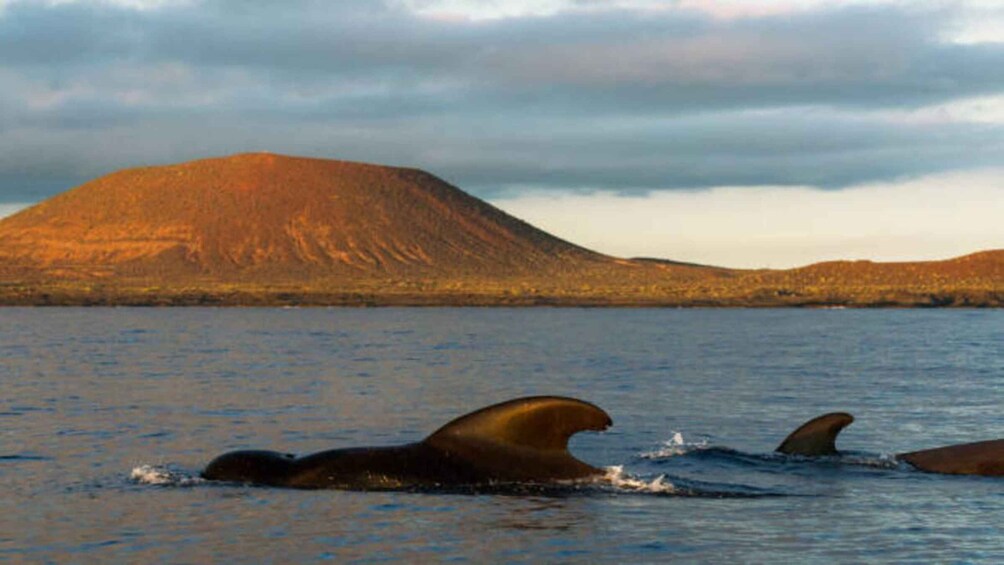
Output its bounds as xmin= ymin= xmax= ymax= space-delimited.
xmin=640 ymin=433 xmax=904 ymax=474
xmin=639 ymin=431 xmax=711 ymax=459
xmin=130 ymin=464 xmax=204 ymax=487
xmin=603 ymin=465 xmax=677 ymax=494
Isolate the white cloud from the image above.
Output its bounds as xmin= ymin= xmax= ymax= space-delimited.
xmin=396 ymin=0 xmax=570 ymax=20
xmin=675 ymin=0 xmax=856 ymax=19
xmin=491 ymin=168 xmax=1004 ymax=269
xmin=1 ymin=0 xmax=193 ymax=18
xmin=941 ymin=0 xmax=1004 ymax=44
xmin=401 ymin=0 xmax=863 ymax=21
xmin=402 ymin=0 xmax=1003 ymax=48
xmin=873 ymin=94 xmax=1004 ymax=126
xmin=35 ymin=0 xmax=190 ymax=9
xmin=951 ymin=20 xmax=1004 ymax=44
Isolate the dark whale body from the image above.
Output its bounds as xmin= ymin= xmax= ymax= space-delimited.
xmin=897 ymin=439 xmax=1004 ymax=476
xmin=202 ymin=396 xmax=611 ymax=489
xmin=776 ymin=412 xmax=1004 ymax=477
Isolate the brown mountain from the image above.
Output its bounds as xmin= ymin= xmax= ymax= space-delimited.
xmin=0 ymin=153 xmax=727 ymax=304
xmin=0 ymin=153 xmax=999 ymax=306
xmin=0 ymin=153 xmax=606 ymax=278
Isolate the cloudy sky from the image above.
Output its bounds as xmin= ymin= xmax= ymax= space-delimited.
xmin=1 ymin=0 xmax=1002 ymax=267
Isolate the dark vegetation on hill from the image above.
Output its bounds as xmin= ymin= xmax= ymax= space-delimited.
xmin=0 ymin=153 xmax=1000 ymax=306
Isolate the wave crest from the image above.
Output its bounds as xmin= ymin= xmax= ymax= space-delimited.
xmin=640 ymin=431 xmax=711 ymax=459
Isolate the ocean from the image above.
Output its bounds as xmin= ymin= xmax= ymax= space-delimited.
xmin=2 ymin=307 xmax=1002 ymax=562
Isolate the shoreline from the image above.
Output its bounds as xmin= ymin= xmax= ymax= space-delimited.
xmin=1 ymin=286 xmax=999 ymax=308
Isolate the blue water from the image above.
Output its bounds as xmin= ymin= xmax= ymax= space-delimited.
xmin=1 ymin=308 xmax=1003 ymax=562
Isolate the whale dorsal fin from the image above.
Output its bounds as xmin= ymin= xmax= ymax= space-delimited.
xmin=776 ymin=412 xmax=854 ymax=456
xmin=425 ymin=396 xmax=612 ymax=452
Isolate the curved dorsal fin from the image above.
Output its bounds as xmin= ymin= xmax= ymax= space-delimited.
xmin=776 ymin=412 xmax=854 ymax=456
xmin=424 ymin=396 xmax=612 ymax=452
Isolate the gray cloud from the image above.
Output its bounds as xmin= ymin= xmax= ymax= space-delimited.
xmin=1 ymin=0 xmax=1002 ymax=202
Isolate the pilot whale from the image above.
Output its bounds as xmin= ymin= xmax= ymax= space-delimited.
xmin=202 ymin=396 xmax=612 ymax=489
xmin=776 ymin=412 xmax=1004 ymax=477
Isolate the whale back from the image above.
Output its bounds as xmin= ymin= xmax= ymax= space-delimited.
xmin=202 ymin=396 xmax=613 ymax=488
xmin=776 ymin=412 xmax=854 ymax=456
xmin=897 ymin=439 xmax=1004 ymax=476
xmin=201 ymin=450 xmax=297 ymax=485
xmin=423 ymin=396 xmax=612 ymax=481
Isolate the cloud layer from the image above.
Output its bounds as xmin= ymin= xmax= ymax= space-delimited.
xmin=2 ymin=0 xmax=1003 ymax=204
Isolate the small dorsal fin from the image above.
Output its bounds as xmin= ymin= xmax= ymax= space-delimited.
xmin=776 ymin=412 xmax=854 ymax=456
xmin=424 ymin=396 xmax=612 ymax=451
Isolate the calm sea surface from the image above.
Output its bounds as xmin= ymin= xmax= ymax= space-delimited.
xmin=2 ymin=308 xmax=1003 ymax=562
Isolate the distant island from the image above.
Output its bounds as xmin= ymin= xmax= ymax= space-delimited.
xmin=0 ymin=153 xmax=1000 ymax=307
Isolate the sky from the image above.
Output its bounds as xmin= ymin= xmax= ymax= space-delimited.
xmin=1 ymin=0 xmax=1002 ymax=268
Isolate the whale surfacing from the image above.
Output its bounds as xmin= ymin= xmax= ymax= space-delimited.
xmin=202 ymin=396 xmax=612 ymax=489
xmin=777 ymin=412 xmax=1004 ymax=477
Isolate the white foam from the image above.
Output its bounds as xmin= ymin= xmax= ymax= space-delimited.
xmin=603 ymin=465 xmax=677 ymax=494
xmin=130 ymin=464 xmax=204 ymax=486
xmin=841 ymin=452 xmax=903 ymax=470
xmin=639 ymin=431 xmax=710 ymax=459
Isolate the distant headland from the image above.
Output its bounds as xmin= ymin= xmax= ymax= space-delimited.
xmin=0 ymin=153 xmax=1000 ymax=307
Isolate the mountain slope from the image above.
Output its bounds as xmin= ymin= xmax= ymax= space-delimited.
xmin=0 ymin=153 xmax=613 ymax=281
